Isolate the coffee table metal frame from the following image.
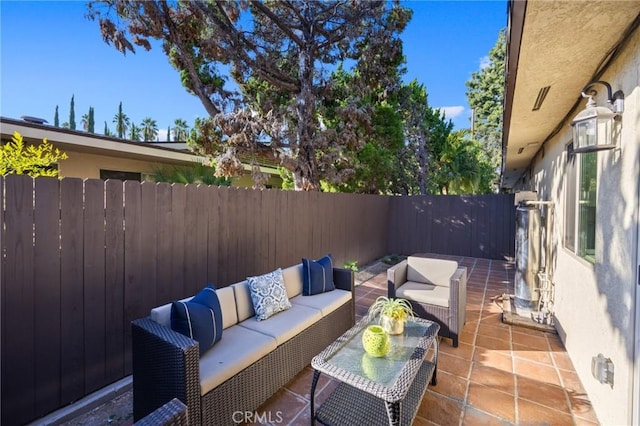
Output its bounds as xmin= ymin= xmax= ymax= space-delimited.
xmin=310 ymin=314 xmax=439 ymax=425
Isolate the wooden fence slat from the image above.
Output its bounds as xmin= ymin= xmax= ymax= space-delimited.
xmin=83 ymin=179 xmax=107 ymax=394
xmin=2 ymin=175 xmax=36 ymax=425
xmin=123 ymin=180 xmax=143 ymax=374
xmin=155 ymin=183 xmax=172 ymax=304
xmin=33 ymin=177 xmax=62 ymax=416
xmin=104 ymin=180 xmax=125 ymax=383
xmin=60 ymin=177 xmax=85 ymax=404
xmin=140 ymin=182 xmax=158 ymax=312
xmin=184 ymin=185 xmax=199 ymax=295
xmin=194 ymin=185 xmax=209 ymax=287
xmin=206 ymin=186 xmax=220 ymax=286
xmin=170 ymin=184 xmax=186 ymax=297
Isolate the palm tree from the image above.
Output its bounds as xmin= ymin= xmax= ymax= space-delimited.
xmin=172 ymin=118 xmax=189 ymax=141
xmin=129 ymin=123 xmax=142 ymax=141
xmin=140 ymin=117 xmax=158 ymax=141
xmin=113 ymin=102 xmax=130 ymax=138
xmin=81 ymin=113 xmax=89 ymax=131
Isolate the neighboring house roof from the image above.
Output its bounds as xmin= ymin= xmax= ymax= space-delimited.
xmin=502 ymin=1 xmax=640 ymax=189
xmin=0 ymin=116 xmax=204 ymax=165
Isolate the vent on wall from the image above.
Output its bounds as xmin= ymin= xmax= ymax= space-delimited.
xmin=532 ymin=86 xmax=551 ymax=111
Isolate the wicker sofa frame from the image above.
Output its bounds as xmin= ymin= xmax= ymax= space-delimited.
xmin=387 ymin=257 xmax=467 ymax=347
xmin=131 ymin=268 xmax=355 ymax=425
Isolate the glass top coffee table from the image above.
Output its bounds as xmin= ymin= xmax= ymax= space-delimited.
xmin=310 ymin=315 xmax=439 ymax=425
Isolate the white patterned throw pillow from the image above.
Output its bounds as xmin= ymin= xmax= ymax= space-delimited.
xmin=247 ymin=268 xmax=292 ymax=321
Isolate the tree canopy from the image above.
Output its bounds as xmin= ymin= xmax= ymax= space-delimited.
xmin=1 ymin=132 xmax=68 ymax=177
xmin=89 ymin=0 xmax=411 ymax=190
xmin=465 ymin=28 xmax=505 ymax=170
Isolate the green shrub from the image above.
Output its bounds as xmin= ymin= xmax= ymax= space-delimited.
xmin=0 ymin=131 xmax=67 ymax=177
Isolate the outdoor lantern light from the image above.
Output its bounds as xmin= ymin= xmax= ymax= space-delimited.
xmin=571 ymin=80 xmax=624 ymax=153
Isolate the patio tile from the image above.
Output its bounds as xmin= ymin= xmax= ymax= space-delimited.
xmin=476 ymin=334 xmax=511 ymax=351
xmin=284 ymin=366 xmax=330 ymax=401
xmin=514 ymin=358 xmax=561 ymax=387
xmin=438 ymin=351 xmax=472 ymax=379
xmin=462 ymin=406 xmax=511 ymax=426
xmin=517 ymin=398 xmax=574 ymax=426
xmin=430 ymin=369 xmax=468 ymax=401
xmin=551 ymin=350 xmax=576 ymax=371
xmin=418 ymin=391 xmax=464 ymax=425
xmin=512 ymin=343 xmax=554 ymax=365
xmin=473 ymin=347 xmax=513 ymax=372
xmin=249 ymin=388 xmax=307 ymax=425
xmin=517 ymin=375 xmax=570 ymax=413
xmin=467 ymin=382 xmax=515 ymax=423
xmin=477 ymin=323 xmax=511 ymax=340
xmin=511 ymin=330 xmax=551 ymax=350
xmin=439 ymin=340 xmax=474 ymax=361
xmin=469 ymin=364 xmax=515 ymax=395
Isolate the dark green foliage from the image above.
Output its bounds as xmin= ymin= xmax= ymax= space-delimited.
xmin=54 ymin=105 xmax=59 ymax=127
xmin=69 ymin=95 xmax=76 ymax=130
xmin=88 ymin=107 xmax=95 ymax=133
xmin=151 ymin=163 xmax=231 ymax=186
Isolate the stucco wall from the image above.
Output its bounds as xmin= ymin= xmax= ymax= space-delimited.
xmin=57 ymin=150 xmax=168 ymax=180
xmin=514 ymin=29 xmax=639 ymax=425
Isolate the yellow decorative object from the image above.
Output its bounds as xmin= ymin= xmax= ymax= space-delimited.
xmin=362 ymin=325 xmax=390 ymax=357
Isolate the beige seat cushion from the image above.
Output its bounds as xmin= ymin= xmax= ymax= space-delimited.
xmin=199 ymin=325 xmax=277 ymax=395
xmin=290 ymin=289 xmax=351 ymax=317
xmin=281 ymin=263 xmax=304 ymax=299
xmin=150 ymin=286 xmax=238 ymax=330
xmin=407 ymin=257 xmax=458 ymax=287
xmin=238 ymin=304 xmax=322 ymax=346
xmin=396 ymin=280 xmax=450 ymax=308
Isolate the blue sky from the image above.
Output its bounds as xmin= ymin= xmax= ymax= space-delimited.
xmin=1 ymin=1 xmax=507 ymax=139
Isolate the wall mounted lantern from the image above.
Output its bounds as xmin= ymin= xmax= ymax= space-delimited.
xmin=570 ymin=80 xmax=624 ymax=153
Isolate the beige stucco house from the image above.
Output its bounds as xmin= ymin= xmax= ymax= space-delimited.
xmin=502 ymin=1 xmax=640 ymax=424
xmin=0 ymin=117 xmax=282 ymax=188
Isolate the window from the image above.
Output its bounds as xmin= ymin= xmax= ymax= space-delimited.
xmin=564 ymin=142 xmax=597 ymax=262
xmin=99 ymin=169 xmax=141 ymax=182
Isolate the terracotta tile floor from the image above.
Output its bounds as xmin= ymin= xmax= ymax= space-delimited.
xmin=254 ymin=254 xmax=600 ymax=425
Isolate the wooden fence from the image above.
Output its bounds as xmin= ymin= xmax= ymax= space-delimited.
xmin=388 ymin=194 xmax=516 ymax=260
xmin=0 ymin=176 xmax=514 ymax=425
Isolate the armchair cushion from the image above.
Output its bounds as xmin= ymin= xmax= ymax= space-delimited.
xmin=396 ymin=281 xmax=450 ymax=308
xmin=171 ymin=285 xmax=223 ymax=355
xmin=302 ymin=254 xmax=335 ymax=295
xmin=407 ymin=256 xmax=458 ymax=287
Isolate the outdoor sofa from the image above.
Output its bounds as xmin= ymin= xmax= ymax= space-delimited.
xmin=131 ymin=259 xmax=355 ymax=425
xmin=388 ymin=255 xmax=467 ymax=346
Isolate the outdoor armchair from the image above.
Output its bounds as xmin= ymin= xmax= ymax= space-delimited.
xmin=387 ymin=255 xmax=467 ymax=347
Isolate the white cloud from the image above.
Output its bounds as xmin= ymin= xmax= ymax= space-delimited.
xmin=479 ymin=55 xmax=491 ymax=70
xmin=438 ymin=106 xmax=465 ymax=119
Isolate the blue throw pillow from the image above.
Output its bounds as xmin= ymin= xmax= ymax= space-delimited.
xmin=302 ymin=254 xmax=335 ymax=296
xmin=171 ymin=284 xmax=223 ymax=356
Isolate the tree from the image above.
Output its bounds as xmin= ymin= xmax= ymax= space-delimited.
xmin=465 ymin=29 xmax=505 ymax=170
xmin=89 ymin=1 xmax=411 ymax=190
xmin=141 ymin=117 xmax=158 ymax=141
xmin=128 ymin=123 xmax=142 ymax=141
xmin=81 ymin=113 xmax=89 ymax=131
xmin=431 ymin=130 xmax=495 ymax=195
xmin=69 ymin=95 xmax=76 ymax=130
xmin=54 ymin=105 xmax=59 ymax=127
xmin=113 ymin=101 xmax=130 ymax=138
xmin=104 ymin=121 xmax=113 ymax=136
xmin=88 ymin=107 xmax=95 ymax=133
xmin=166 ymin=126 xmax=171 ymax=142
xmin=173 ymin=119 xmax=189 ymax=141
xmin=1 ymin=131 xmax=68 ymax=177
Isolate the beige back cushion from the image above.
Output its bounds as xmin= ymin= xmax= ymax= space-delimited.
xmin=232 ymin=281 xmax=255 ymax=322
xmin=150 ymin=286 xmax=238 ymax=330
xmin=281 ymin=264 xmax=304 ymax=299
xmin=407 ymin=257 xmax=458 ymax=287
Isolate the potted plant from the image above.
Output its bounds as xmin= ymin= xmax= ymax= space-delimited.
xmin=368 ymin=296 xmax=414 ymax=335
